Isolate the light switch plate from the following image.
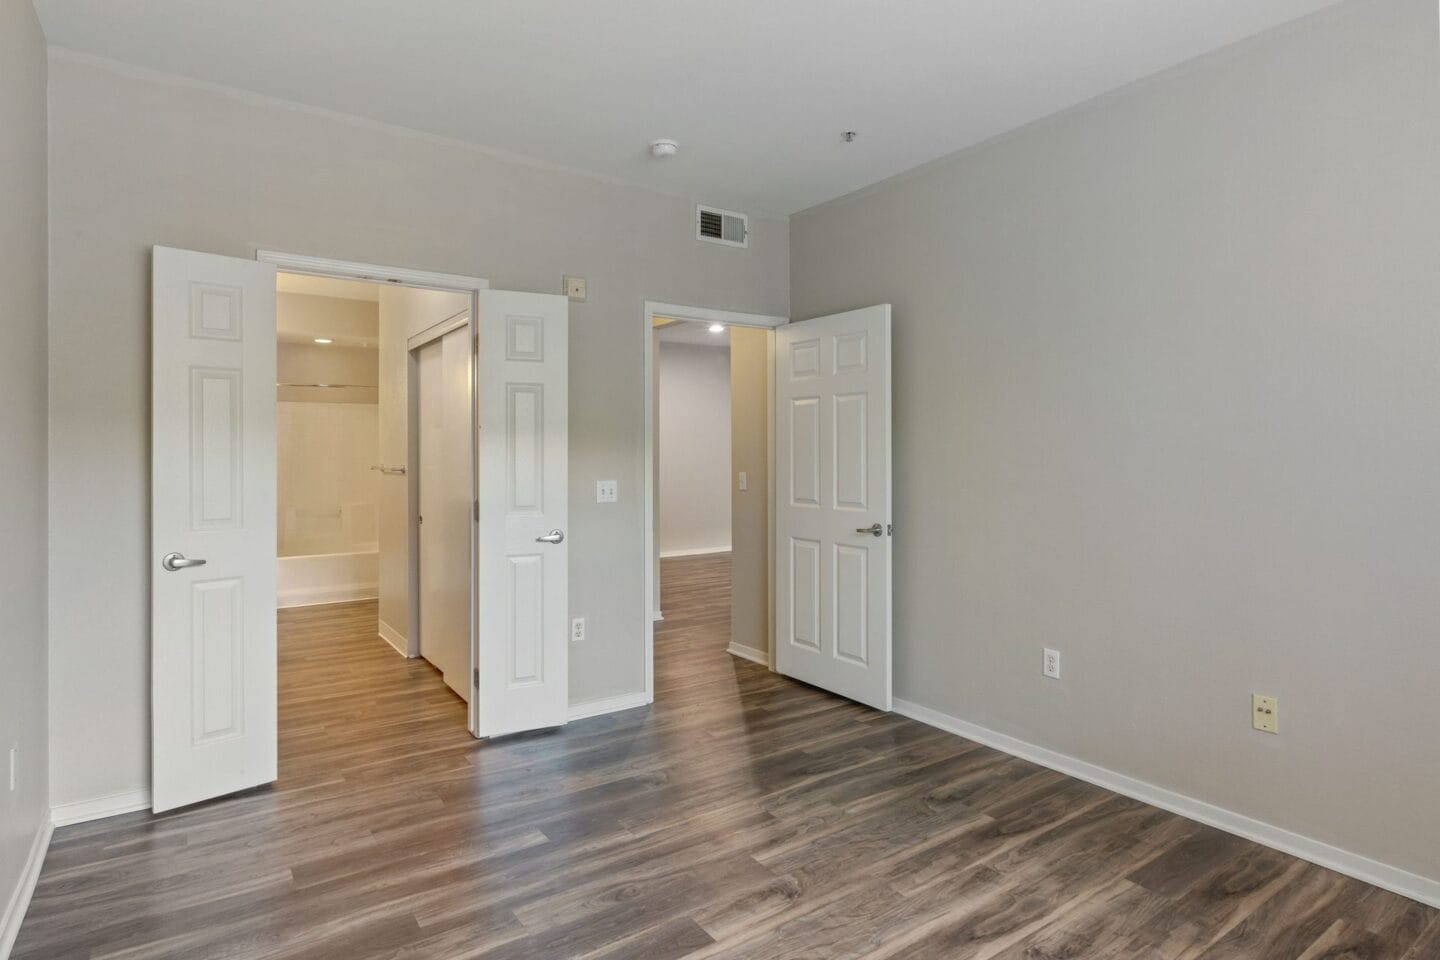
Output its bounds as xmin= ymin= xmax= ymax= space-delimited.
xmin=738 ymin=471 xmax=748 ymax=491
xmin=564 ymin=276 xmax=587 ymax=301
xmin=596 ymin=479 xmax=618 ymax=503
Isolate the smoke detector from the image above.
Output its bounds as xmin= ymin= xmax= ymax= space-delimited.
xmin=649 ymin=138 xmax=679 ymax=158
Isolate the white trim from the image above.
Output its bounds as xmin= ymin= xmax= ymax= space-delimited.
xmin=258 ymin=250 xmax=488 ymax=293
xmin=893 ymin=698 xmax=1440 ymax=910
xmin=277 ymin=584 xmax=378 ymax=609
xmin=726 ymin=642 xmax=770 ymax=667
xmin=567 ymin=692 xmax=652 ymax=722
xmin=0 ymin=818 xmax=51 ymax=960
xmin=378 ymin=620 xmax=409 ymax=657
xmin=50 ymin=790 xmax=152 ymax=828
xmin=643 ymin=300 xmax=787 ymax=705
xmin=647 ymin=301 xmax=787 ymax=330
xmin=407 ymin=309 xmax=471 ymax=350
xmin=651 ymin=610 xmax=664 ymax=622
xmin=659 ymin=546 xmax=732 ymax=559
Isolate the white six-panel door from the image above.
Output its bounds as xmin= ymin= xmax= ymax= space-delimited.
xmin=476 ymin=290 xmax=570 ymax=736
xmin=774 ymin=305 xmax=893 ymax=711
xmin=151 ymin=247 xmax=278 ymax=812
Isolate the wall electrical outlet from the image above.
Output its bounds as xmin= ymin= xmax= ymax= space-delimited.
xmin=571 ymin=617 xmax=586 ymax=644
xmin=596 ymin=480 xmax=618 ymax=503
xmin=1043 ymin=648 xmax=1061 ymax=679
xmin=564 ymin=276 xmax=587 ymax=301
xmin=1252 ymin=694 xmax=1279 ymax=734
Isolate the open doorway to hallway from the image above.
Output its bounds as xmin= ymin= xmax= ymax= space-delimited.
xmin=648 ymin=304 xmax=781 ymax=679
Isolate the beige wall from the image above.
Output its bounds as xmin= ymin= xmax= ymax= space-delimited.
xmin=45 ymin=53 xmax=788 ymax=810
xmin=376 ymin=286 xmax=470 ymax=645
xmin=1 ymin=0 xmax=49 ymax=931
xmin=729 ymin=327 xmax=772 ymax=661
xmin=791 ymin=0 xmax=1440 ymax=883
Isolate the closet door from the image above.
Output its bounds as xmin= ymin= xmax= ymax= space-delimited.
xmin=417 ymin=328 xmax=472 ymax=700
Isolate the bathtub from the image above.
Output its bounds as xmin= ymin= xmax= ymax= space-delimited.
xmin=277 ymin=549 xmax=379 ymax=608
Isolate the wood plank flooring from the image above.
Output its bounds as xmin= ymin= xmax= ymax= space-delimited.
xmin=15 ymin=552 xmax=1438 ymax=958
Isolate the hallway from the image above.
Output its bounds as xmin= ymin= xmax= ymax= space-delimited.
xmin=13 ymin=560 xmax=1438 ymax=958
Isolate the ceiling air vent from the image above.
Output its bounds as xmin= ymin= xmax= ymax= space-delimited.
xmin=697 ymin=204 xmax=748 ymax=248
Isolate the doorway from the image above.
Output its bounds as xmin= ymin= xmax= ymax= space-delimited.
xmin=151 ymin=246 xmax=571 ymax=813
xmin=643 ymin=301 xmax=786 ymax=700
xmin=274 ymin=271 xmax=473 ymax=714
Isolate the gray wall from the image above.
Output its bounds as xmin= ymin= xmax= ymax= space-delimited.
xmin=0 ymin=0 xmax=49 ymax=934
xmin=791 ymin=0 xmax=1440 ymax=882
xmin=46 ymin=53 xmax=788 ymax=811
xmin=658 ymin=341 xmax=732 ymax=557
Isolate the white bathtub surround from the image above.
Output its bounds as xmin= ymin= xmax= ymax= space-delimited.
xmin=277 ymin=551 xmax=379 ymax=608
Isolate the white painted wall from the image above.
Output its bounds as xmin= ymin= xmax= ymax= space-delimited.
xmin=44 ymin=52 xmax=788 ymax=812
xmin=791 ymin=0 xmax=1440 ymax=885
xmin=658 ymin=342 xmax=732 ymax=557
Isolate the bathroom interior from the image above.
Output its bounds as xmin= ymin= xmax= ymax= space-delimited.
xmin=275 ymin=271 xmax=473 ymax=707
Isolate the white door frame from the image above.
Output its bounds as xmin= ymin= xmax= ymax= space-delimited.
xmin=641 ymin=300 xmax=787 ymax=702
xmin=258 ymin=250 xmax=489 ymax=734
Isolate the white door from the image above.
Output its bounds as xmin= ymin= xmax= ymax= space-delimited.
xmin=476 ymin=291 xmax=569 ymax=736
xmin=151 ymin=247 xmax=278 ymax=812
xmin=774 ymin=305 xmax=893 ymax=710
xmin=417 ymin=328 xmax=473 ymax=701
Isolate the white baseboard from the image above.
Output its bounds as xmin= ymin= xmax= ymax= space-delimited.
xmin=0 ymin=817 xmax=51 ymax=960
xmin=378 ymin=619 xmax=409 ymax=657
xmin=277 ymin=583 xmax=378 ymax=609
xmin=659 ymin=547 xmax=732 ymax=559
xmin=892 ymin=698 xmax=1440 ymax=909
xmin=49 ymin=789 xmax=152 ymax=828
xmin=726 ymin=641 xmax=770 ymax=667
xmin=568 ymin=691 xmax=652 ymax=722
xmin=651 ymin=609 xmax=664 ymax=622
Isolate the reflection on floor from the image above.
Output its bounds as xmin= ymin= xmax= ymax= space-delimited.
xmin=14 ymin=563 xmax=1439 ymax=959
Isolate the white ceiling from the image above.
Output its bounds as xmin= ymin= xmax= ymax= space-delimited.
xmin=33 ymin=0 xmax=1336 ymax=214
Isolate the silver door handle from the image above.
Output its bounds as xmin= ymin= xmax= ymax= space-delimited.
xmin=162 ymin=552 xmax=207 ymax=571
xmin=855 ymin=523 xmax=884 ymax=537
xmin=535 ymin=530 xmax=565 ymax=545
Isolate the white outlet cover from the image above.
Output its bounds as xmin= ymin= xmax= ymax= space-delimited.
xmin=596 ymin=479 xmax=618 ymax=503
xmin=1043 ymin=648 xmax=1061 ymax=679
xmin=571 ymin=617 xmax=585 ymax=643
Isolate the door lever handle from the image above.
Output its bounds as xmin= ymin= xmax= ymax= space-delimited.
xmin=162 ymin=552 xmax=207 ymax=571
xmin=855 ymin=523 xmax=884 ymax=537
xmin=535 ymin=530 xmax=565 ymax=545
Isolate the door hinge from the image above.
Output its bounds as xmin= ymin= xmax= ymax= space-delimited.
xmin=473 ymin=666 xmax=480 ymax=688
xmin=474 ymin=499 xmax=479 ymax=523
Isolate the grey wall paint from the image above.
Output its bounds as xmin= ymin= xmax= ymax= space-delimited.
xmin=791 ymin=0 xmax=1440 ymax=882
xmin=658 ymin=341 xmax=732 ymax=556
xmin=1 ymin=0 xmax=49 ymax=928
xmin=46 ymin=54 xmax=788 ymax=810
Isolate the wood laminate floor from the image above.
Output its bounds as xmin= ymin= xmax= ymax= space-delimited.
xmin=15 ymin=552 xmax=1439 ymax=959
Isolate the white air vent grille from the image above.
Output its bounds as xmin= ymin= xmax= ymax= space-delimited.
xmin=697 ymin=205 xmax=748 ymax=248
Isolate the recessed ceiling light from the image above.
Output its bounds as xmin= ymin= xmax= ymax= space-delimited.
xmin=313 ymin=338 xmax=333 ymax=344
xmin=708 ymin=323 xmax=725 ymax=333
